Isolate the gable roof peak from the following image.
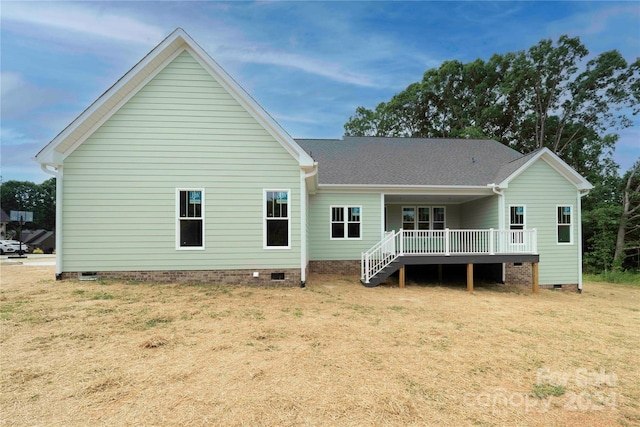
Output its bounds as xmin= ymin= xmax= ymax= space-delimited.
xmin=35 ymin=27 xmax=313 ymax=168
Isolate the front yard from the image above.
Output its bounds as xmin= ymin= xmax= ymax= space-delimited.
xmin=1 ymin=264 xmax=638 ymax=426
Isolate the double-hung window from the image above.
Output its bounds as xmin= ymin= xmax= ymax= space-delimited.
xmin=177 ymin=189 xmax=204 ymax=249
xmin=331 ymin=206 xmax=361 ymax=239
xmin=432 ymin=207 xmax=445 ymax=230
xmin=557 ymin=206 xmax=573 ymax=244
xmin=510 ymin=205 xmax=525 ymax=244
xmin=265 ymin=190 xmax=290 ymax=248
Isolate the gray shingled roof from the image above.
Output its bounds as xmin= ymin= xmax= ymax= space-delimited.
xmin=295 ymin=137 xmax=526 ymax=186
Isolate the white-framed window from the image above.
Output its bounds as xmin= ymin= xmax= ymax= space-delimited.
xmin=433 ymin=207 xmax=445 ymax=230
xmin=402 ymin=207 xmax=415 ymax=230
xmin=557 ymin=205 xmax=573 ymax=244
xmin=417 ymin=207 xmax=430 ymax=230
xmin=264 ymin=190 xmax=290 ymax=249
xmin=402 ymin=206 xmax=445 ymax=230
xmin=509 ymin=205 xmax=525 ymax=244
xmin=331 ymin=206 xmax=362 ymax=239
xmin=176 ymin=189 xmax=204 ymax=250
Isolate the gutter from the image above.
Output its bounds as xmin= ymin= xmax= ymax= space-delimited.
xmin=577 ymin=188 xmax=591 ymax=293
xmin=40 ymin=164 xmax=63 ymax=279
xmin=299 ymin=163 xmax=318 ymax=288
xmin=488 ymin=183 xmax=506 ymax=283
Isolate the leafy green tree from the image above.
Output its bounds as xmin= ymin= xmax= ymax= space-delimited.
xmin=0 ymin=178 xmax=56 ymax=233
xmin=614 ymin=160 xmax=640 ymax=269
xmin=344 ymin=34 xmax=640 ymax=273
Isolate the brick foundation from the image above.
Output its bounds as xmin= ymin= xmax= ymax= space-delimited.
xmin=505 ymin=262 xmax=533 ymax=285
xmin=61 ymin=268 xmax=302 ymax=287
xmin=309 ymin=260 xmax=360 ymax=275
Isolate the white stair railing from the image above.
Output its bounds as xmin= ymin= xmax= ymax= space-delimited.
xmin=361 ymin=230 xmax=401 ymax=284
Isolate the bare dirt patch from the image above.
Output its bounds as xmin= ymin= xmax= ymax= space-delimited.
xmin=1 ymin=265 xmax=639 ymax=426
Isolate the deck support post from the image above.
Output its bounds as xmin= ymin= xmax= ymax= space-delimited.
xmin=532 ymin=262 xmax=539 ymax=294
xmin=438 ymin=264 xmax=443 ymax=283
xmin=467 ymin=263 xmax=474 ymax=292
xmin=399 ymin=265 xmax=405 ymax=289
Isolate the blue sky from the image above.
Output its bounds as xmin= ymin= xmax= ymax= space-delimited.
xmin=2 ymin=1 xmax=639 ymax=184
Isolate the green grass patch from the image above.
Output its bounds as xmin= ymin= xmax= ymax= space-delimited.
xmin=145 ymin=317 xmax=173 ymax=328
xmin=91 ymin=292 xmax=115 ymax=300
xmin=530 ymin=383 xmax=566 ymax=399
xmin=584 ymin=271 xmax=640 ymax=286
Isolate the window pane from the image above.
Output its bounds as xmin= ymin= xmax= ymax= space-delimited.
xmin=402 ymin=208 xmax=415 ymax=222
xmin=348 ymin=223 xmax=360 ymax=238
xmin=418 ymin=207 xmax=430 ymax=222
xmin=332 ymin=222 xmax=345 ymax=238
xmin=180 ymin=220 xmax=202 ymax=247
xmin=510 ymin=206 xmax=524 ymax=225
xmin=558 ymin=206 xmax=571 ymax=224
xmin=558 ymin=225 xmax=571 ymax=243
xmin=348 ymin=207 xmax=360 ymax=222
xmin=332 ymin=207 xmax=344 ymax=222
xmin=433 ymin=208 xmax=445 ymax=222
xmin=180 ymin=191 xmax=187 ymax=217
xmin=267 ymin=219 xmax=288 ymax=246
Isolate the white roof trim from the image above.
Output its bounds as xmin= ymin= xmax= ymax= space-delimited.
xmin=317 ymin=184 xmax=494 ymax=195
xmin=498 ymin=147 xmax=593 ymax=191
xmin=35 ymin=28 xmax=314 ymax=167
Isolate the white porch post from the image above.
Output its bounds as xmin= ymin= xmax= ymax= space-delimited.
xmin=445 ymin=228 xmax=450 ymax=256
xmin=489 ymin=228 xmax=495 ymax=255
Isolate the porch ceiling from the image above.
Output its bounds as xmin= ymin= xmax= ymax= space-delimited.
xmin=384 ymin=194 xmax=488 ymax=204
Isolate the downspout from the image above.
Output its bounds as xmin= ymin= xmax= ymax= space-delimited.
xmin=578 ymin=188 xmax=591 ymax=293
xmin=41 ymin=164 xmax=63 ymax=279
xmin=300 ymin=164 xmax=318 ymax=287
xmin=488 ymin=183 xmax=506 ymax=283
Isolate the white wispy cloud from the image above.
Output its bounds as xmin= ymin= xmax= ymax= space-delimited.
xmin=2 ymin=1 xmax=165 ymax=45
xmin=216 ymin=46 xmax=379 ymax=88
xmin=0 ymin=72 xmax=67 ymax=119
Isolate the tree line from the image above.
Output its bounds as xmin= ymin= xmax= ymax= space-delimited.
xmin=344 ymin=35 xmax=639 ymax=272
xmin=1 ymin=178 xmax=56 ymax=237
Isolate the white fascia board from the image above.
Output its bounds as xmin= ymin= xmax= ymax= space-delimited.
xmin=498 ymin=147 xmax=593 ymax=191
xmin=317 ymin=184 xmax=493 ymax=195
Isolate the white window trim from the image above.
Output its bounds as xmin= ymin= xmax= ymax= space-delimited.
xmin=556 ymin=204 xmax=574 ymax=245
xmin=402 ymin=205 xmax=446 ymax=230
xmin=508 ymin=204 xmax=526 ymax=245
xmin=330 ymin=205 xmax=363 ymax=240
xmin=509 ymin=205 xmax=526 ymax=229
xmin=432 ymin=206 xmax=446 ymax=230
xmin=176 ymin=188 xmax=205 ymax=251
xmin=263 ymin=189 xmax=291 ymax=250
xmin=402 ymin=206 xmax=416 ymax=230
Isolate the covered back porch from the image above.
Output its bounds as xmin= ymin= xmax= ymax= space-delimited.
xmin=362 ymin=192 xmax=540 ymax=291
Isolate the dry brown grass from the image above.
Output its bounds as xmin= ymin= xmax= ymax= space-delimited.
xmin=1 ymin=263 xmax=639 ymax=426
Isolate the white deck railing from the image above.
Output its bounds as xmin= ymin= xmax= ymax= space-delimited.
xmin=361 ymin=228 xmax=537 ymax=284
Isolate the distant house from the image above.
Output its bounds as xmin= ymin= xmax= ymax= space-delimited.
xmin=35 ymin=29 xmax=592 ymax=291
xmin=22 ymin=230 xmax=55 ymax=254
xmin=0 ymin=209 xmax=9 ymax=239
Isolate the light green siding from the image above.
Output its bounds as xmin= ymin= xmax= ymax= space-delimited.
xmin=62 ymin=51 xmax=301 ymax=272
xmin=460 ymin=196 xmax=498 ymax=229
xmin=308 ymin=192 xmax=382 ymax=260
xmin=504 ymin=160 xmax=580 ymax=285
